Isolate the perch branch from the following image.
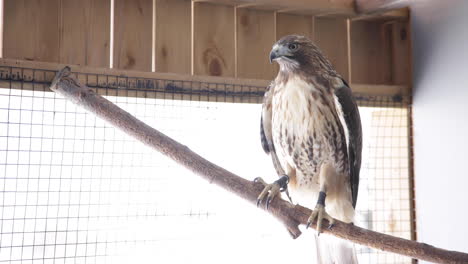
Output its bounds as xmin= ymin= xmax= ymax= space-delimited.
xmin=50 ymin=66 xmax=468 ymax=264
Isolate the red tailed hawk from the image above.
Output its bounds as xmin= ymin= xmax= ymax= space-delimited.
xmin=256 ymin=35 xmax=362 ymax=263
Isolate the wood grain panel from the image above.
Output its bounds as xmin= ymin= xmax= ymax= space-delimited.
xmin=314 ymin=17 xmax=350 ymax=82
xmin=113 ymin=0 xmax=152 ymax=71
xmin=4 ymin=0 xmax=60 ymax=62
xmin=391 ymin=21 xmax=410 ymax=85
xmin=236 ymin=8 xmax=275 ymax=79
xmin=60 ymin=0 xmax=110 ymax=67
xmin=276 ymin=13 xmax=314 ymax=41
xmin=154 ymin=0 xmax=191 ymax=74
xmin=351 ymin=20 xmax=410 ymax=85
xmin=193 ymin=2 xmax=235 ymax=77
xmin=196 ymin=0 xmax=355 ymax=16
xmin=350 ymin=20 xmax=392 ymax=84
xmin=356 ymin=0 xmax=409 ymax=14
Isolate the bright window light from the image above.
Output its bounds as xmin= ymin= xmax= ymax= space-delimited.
xmin=0 ymin=88 xmax=411 ymax=263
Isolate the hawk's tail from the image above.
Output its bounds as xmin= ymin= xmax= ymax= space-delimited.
xmin=315 ymin=233 xmax=358 ymax=264
xmin=315 ymin=196 xmax=358 ymax=264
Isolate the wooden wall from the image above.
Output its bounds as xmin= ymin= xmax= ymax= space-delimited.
xmin=2 ymin=0 xmax=411 ymax=88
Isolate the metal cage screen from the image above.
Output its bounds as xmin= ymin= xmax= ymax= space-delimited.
xmin=0 ymin=66 xmax=414 ymax=264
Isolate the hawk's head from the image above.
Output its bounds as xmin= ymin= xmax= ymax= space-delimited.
xmin=269 ymin=35 xmax=317 ymax=71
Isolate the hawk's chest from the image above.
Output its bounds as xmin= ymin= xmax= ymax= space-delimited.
xmin=271 ymin=77 xmax=338 ymax=178
xmin=272 ymin=78 xmax=319 ymax=130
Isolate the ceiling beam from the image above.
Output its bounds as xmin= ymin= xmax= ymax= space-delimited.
xmin=193 ymin=0 xmax=355 ymax=15
xmin=355 ymin=0 xmax=410 ymax=14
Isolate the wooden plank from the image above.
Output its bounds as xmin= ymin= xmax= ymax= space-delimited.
xmin=236 ymin=8 xmax=276 ymax=79
xmin=0 ymin=0 xmax=3 ymax=58
xmin=192 ymin=0 xmax=243 ymax=6
xmin=350 ymin=19 xmax=411 ymax=85
xmin=193 ymin=2 xmax=235 ymax=77
xmin=0 ymin=58 xmax=267 ymax=91
xmin=314 ymin=17 xmax=350 ymax=82
xmin=0 ymin=58 xmax=410 ymax=97
xmin=154 ymin=0 xmax=191 ymax=74
xmin=353 ymin=8 xmax=409 ymax=21
xmin=3 ymin=0 xmax=60 ymax=62
xmin=351 ymin=83 xmax=409 ymax=96
xmin=356 ymin=0 xmax=409 ymax=14
xmin=350 ymin=20 xmax=392 ymax=84
xmin=113 ymin=0 xmax=153 ymax=71
xmin=390 ymin=21 xmax=410 ymax=85
xmin=60 ymin=0 xmax=110 ymax=67
xmin=276 ymin=13 xmax=314 ymax=40
xmin=195 ymin=0 xmax=355 ymax=16
xmin=236 ymin=3 xmax=283 ymax=11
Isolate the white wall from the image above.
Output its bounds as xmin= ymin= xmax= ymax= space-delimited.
xmin=412 ymin=0 xmax=468 ymax=262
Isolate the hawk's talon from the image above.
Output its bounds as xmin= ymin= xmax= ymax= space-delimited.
xmin=306 ymin=204 xmax=335 ymax=234
xmin=266 ymin=193 xmax=275 ymax=210
xmin=254 ymin=175 xmax=289 ymax=209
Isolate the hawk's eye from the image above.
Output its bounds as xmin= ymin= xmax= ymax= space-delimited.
xmin=288 ymin=43 xmax=299 ymax=51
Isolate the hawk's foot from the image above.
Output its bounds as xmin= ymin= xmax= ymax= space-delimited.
xmin=254 ymin=175 xmax=289 ymax=210
xmin=306 ymin=191 xmax=335 ymax=234
xmin=306 ymin=204 xmax=335 ymax=234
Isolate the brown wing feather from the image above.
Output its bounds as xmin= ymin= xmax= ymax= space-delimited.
xmin=260 ymin=83 xmax=274 ymax=154
xmin=260 ymin=115 xmax=270 ymax=153
xmin=335 ymin=79 xmax=362 ymax=208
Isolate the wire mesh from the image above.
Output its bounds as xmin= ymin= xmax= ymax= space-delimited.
xmin=0 ymin=66 xmax=414 ymax=264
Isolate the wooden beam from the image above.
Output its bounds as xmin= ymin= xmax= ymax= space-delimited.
xmin=0 ymin=58 xmax=411 ymax=98
xmin=352 ymin=8 xmax=409 ymax=21
xmin=0 ymin=58 xmax=267 ymax=86
xmin=351 ymin=83 xmax=409 ymax=96
xmin=235 ymin=3 xmax=283 ymax=11
xmin=193 ymin=0 xmax=355 ymax=16
xmin=192 ymin=0 xmax=243 ymax=6
xmin=355 ymin=0 xmax=409 ymax=14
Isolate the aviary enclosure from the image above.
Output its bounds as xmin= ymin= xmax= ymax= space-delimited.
xmin=0 ymin=0 xmax=462 ymax=263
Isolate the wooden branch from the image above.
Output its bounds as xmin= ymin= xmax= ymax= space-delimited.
xmin=50 ymin=66 xmax=468 ymax=264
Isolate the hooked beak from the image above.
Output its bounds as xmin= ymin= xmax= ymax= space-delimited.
xmin=269 ymin=49 xmax=279 ymax=63
xmin=269 ymin=44 xmax=292 ymax=63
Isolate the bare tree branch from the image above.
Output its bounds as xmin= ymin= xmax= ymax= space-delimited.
xmin=50 ymin=66 xmax=468 ymax=264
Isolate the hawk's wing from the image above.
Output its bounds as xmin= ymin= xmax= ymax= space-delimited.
xmin=334 ymin=79 xmax=362 ymax=208
xmin=260 ymin=82 xmax=286 ymax=177
xmin=260 ymin=83 xmax=274 ymax=154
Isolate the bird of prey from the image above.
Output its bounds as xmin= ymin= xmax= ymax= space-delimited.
xmin=256 ymin=35 xmax=362 ymax=263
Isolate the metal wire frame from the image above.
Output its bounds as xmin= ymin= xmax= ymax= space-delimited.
xmin=0 ymin=65 xmax=415 ymax=264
